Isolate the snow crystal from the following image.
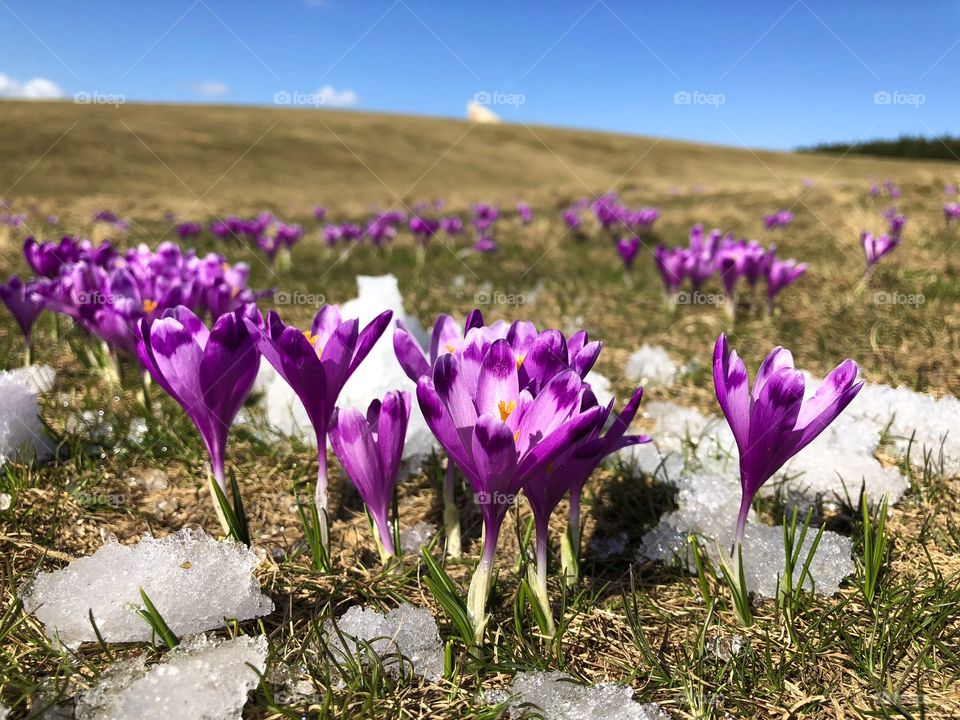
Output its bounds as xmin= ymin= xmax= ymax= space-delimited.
xmin=400 ymin=521 xmax=436 ymax=554
xmin=20 ymin=528 xmax=274 ymax=647
xmin=325 ymin=602 xmax=444 ymax=681
xmin=625 ymin=345 xmax=677 ymax=387
xmin=584 ymin=370 xmax=614 ymax=408
xmin=8 ymin=364 xmax=56 ymax=393
xmin=0 ymin=366 xmax=52 ymax=466
xmin=76 ymin=634 xmax=267 ymax=720
xmin=260 ymin=275 xmax=438 ymax=471
xmin=494 ymin=671 xmax=669 ymax=720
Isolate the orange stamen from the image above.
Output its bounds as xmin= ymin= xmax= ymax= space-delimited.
xmin=142 ymin=299 xmax=158 ymax=314
xmin=498 ymin=400 xmax=516 ymax=422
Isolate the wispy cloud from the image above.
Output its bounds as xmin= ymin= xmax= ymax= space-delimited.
xmin=0 ymin=72 xmax=64 ymax=99
xmin=192 ymin=80 xmax=229 ymax=97
xmin=316 ymin=84 xmax=358 ymax=107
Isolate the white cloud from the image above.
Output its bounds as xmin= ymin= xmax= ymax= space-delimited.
xmin=0 ymin=72 xmax=64 ymax=100
xmin=316 ymin=84 xmax=358 ymax=108
xmin=193 ymin=81 xmax=229 ymax=97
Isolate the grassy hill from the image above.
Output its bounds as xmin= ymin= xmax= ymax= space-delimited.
xmin=1 ymin=100 xmax=957 ymax=218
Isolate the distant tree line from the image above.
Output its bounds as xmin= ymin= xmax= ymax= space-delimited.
xmin=798 ymin=135 xmax=960 ymax=161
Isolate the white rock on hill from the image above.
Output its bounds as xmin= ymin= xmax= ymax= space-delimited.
xmin=20 ymin=528 xmax=274 ymax=647
xmin=76 ymin=634 xmax=268 ymax=720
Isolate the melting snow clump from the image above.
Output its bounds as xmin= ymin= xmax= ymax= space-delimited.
xmin=20 ymin=528 xmax=274 ymax=647
xmin=400 ymin=521 xmax=436 ymax=554
xmin=631 ymin=402 xmax=856 ymax=597
xmin=76 ymin=634 xmax=267 ymax=720
xmin=584 ymin=370 xmax=614 ymax=408
xmin=260 ymin=275 xmax=438 ymax=472
xmin=0 ymin=366 xmax=54 ymax=467
xmin=625 ymin=345 xmax=677 ymax=387
xmin=494 ymin=671 xmax=669 ymax=720
xmin=325 ymin=602 xmax=444 ymax=681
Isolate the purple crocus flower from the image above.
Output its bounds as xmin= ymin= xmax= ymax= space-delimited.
xmin=247 ymin=306 xmax=393 ymax=556
xmin=617 ymin=236 xmax=641 ymax=270
xmin=136 ymin=304 xmax=261 ymax=527
xmin=762 ymin=210 xmax=794 ymax=230
xmin=329 ymin=390 xmax=410 ymax=562
xmin=472 ymin=203 xmax=500 ymax=232
xmin=886 ymin=212 xmax=906 ymax=238
xmin=765 ymin=258 xmax=806 ymax=312
xmin=517 ymin=202 xmax=532 ymax=225
xmin=417 ymin=339 xmax=607 ymax=639
xmin=0 ymin=275 xmax=45 ymax=344
xmin=409 ymin=216 xmax=440 ymax=246
xmin=945 ymin=203 xmax=960 ymax=224
xmin=474 ymin=234 xmax=497 ymax=253
xmin=861 ymin=231 xmax=899 ymax=270
xmin=713 ymin=333 xmax=862 ymax=542
xmin=24 ymin=236 xmax=80 ymax=278
xmin=176 ymin=222 xmax=203 ymax=240
xmin=561 ymin=208 xmax=581 ymax=230
xmin=654 ymin=245 xmax=687 ymax=299
xmin=440 ymin=216 xmax=463 ymax=236
xmin=313 ymin=206 xmax=327 ymax=221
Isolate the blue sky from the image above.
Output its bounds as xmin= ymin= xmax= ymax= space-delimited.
xmin=1 ymin=0 xmax=958 ymax=150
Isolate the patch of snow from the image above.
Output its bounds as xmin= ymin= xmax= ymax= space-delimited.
xmin=625 ymin=345 xmax=677 ymax=387
xmin=584 ymin=370 xmax=614 ymax=408
xmin=325 ymin=602 xmax=444 ymax=681
xmin=76 ymin=634 xmax=267 ymax=720
xmin=0 ymin=492 xmax=11 ymax=511
xmin=400 ymin=521 xmax=436 ymax=554
xmin=20 ymin=528 xmax=274 ymax=647
xmin=0 ymin=366 xmax=53 ymax=466
xmin=493 ymin=671 xmax=669 ymax=720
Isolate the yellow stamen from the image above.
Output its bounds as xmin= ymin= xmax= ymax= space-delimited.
xmin=513 ymin=429 xmax=520 ymax=443
xmin=302 ymin=330 xmax=325 ymax=358
xmin=498 ymin=400 xmax=516 ymax=422
xmin=516 ymin=353 xmax=526 ymax=369
xmin=445 ymin=343 xmax=456 ymax=353
xmin=142 ymin=299 xmax=158 ymax=314
xmin=221 ymin=262 xmax=230 ymax=272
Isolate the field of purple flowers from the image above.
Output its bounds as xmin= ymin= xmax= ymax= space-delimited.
xmin=0 ymin=102 xmax=959 ymax=719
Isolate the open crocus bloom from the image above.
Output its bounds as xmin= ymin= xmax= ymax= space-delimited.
xmin=713 ymin=333 xmax=863 ymax=541
xmin=247 ymin=305 xmax=392 ymax=555
xmin=136 ymin=304 xmax=261 ymax=522
xmin=417 ymin=338 xmax=607 ymax=639
xmin=329 ymin=390 xmax=410 ymax=562
xmin=0 ymin=275 xmax=45 ymax=344
xmin=861 ymin=231 xmax=900 ymax=269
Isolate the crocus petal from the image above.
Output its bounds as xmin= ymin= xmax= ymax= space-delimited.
xmin=329 ymin=406 xmax=383 ymax=511
xmin=417 ymin=376 xmax=473 ymax=474
xmin=430 ymin=314 xmax=462 ymax=362
xmin=349 ymin=309 xmax=393 ymax=374
xmin=742 ymin=366 xmax=805 ymax=495
xmin=476 ymin=339 xmax=520 ymax=425
xmin=751 ymin=346 xmax=795 ymax=402
xmin=470 ymin=413 xmax=519 ymax=498
xmin=393 ymin=319 xmax=431 ymax=381
xmin=713 ymin=334 xmax=751 ymax=451
xmin=311 ymin=305 xmax=342 ymax=345
xmin=514 ymin=369 xmax=582 ymax=457
xmin=375 ymin=390 xmax=410 ymax=489
xmin=794 ymin=359 xmax=863 ymax=446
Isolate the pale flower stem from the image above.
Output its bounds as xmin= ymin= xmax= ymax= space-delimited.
xmin=442 ymin=464 xmax=461 ymax=558
xmin=316 ymin=443 xmax=330 ymax=558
